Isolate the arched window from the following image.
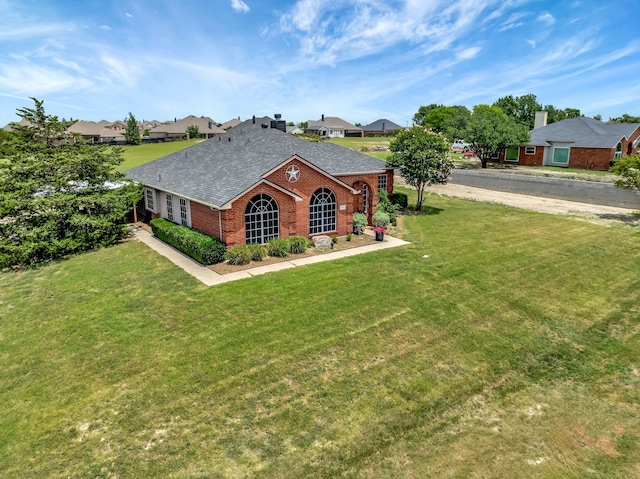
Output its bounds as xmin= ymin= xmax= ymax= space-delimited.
xmin=614 ymin=142 xmax=622 ymax=159
xmin=245 ymin=194 xmax=279 ymax=244
xmin=310 ymin=188 xmax=337 ymax=234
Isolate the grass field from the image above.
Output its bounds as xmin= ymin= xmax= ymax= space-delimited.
xmin=118 ymin=140 xmax=202 ymax=171
xmin=1 ymin=188 xmax=639 ymax=478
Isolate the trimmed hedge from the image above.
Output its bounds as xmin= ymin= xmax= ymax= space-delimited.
xmin=390 ymin=192 xmax=408 ymax=209
xmin=150 ymin=218 xmax=226 ymax=265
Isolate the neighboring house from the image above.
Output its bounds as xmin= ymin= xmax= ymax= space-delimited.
xmin=503 ymin=116 xmax=640 ymax=170
xmin=126 ymin=117 xmax=394 ymax=247
xmin=218 ymin=118 xmax=241 ymax=130
xmin=148 ymin=115 xmax=226 ymax=141
xmin=69 ymin=120 xmax=126 ymax=145
xmin=361 ymin=119 xmax=403 ymax=137
xmin=306 ymin=115 xmax=363 ymax=138
xmin=287 ymin=125 xmax=304 ymax=134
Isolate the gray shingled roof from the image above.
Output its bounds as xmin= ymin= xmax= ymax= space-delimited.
xmin=529 ymin=117 xmax=640 ymax=148
xmin=307 ymin=116 xmax=362 ymax=131
xmin=361 ymin=118 xmax=403 ymax=131
xmin=125 ymin=119 xmax=389 ymax=208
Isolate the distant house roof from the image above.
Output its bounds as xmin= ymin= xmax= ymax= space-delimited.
xmin=126 ymin=118 xmax=389 ymax=209
xmin=529 ymin=117 xmax=640 ymax=148
xmin=218 ymin=118 xmax=241 ymax=130
xmin=68 ymin=121 xmax=103 ymax=136
xmin=287 ymin=125 xmax=304 ymax=134
xmin=149 ymin=115 xmax=226 ymax=136
xmin=307 ymin=116 xmax=362 ymax=132
xmin=361 ymin=119 xmax=403 ymax=132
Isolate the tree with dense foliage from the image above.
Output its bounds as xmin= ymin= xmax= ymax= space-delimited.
xmin=388 ymin=126 xmax=454 ymax=210
xmin=412 ymin=103 xmax=441 ymax=127
xmin=611 ymin=154 xmax=640 ymax=194
xmin=543 ymin=104 xmax=583 ymax=124
xmin=493 ymin=93 xmax=542 ymax=129
xmin=0 ymin=98 xmax=142 ymax=268
xmin=186 ymin=125 xmax=200 ymax=139
xmin=609 ymin=114 xmax=640 ymax=123
xmin=464 ymin=105 xmax=530 ymax=168
xmin=413 ymin=105 xmax=471 ymax=142
xmin=124 ymin=112 xmax=141 ymax=145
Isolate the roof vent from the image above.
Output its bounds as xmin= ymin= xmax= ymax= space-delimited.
xmin=274 ymin=113 xmax=281 ymax=119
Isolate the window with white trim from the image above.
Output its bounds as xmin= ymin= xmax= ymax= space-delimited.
xmin=614 ymin=142 xmax=622 ymax=159
xmin=164 ymin=193 xmax=191 ymax=227
xmin=245 ymin=194 xmax=279 ymax=244
xmin=144 ymin=188 xmax=156 ymax=212
xmin=525 ymin=146 xmax=536 ymax=155
xmin=166 ymin=193 xmax=174 ymax=221
xmin=505 ymin=147 xmax=519 ymax=162
xmin=378 ymin=174 xmax=387 ymax=192
xmin=309 ymin=188 xmax=336 ymax=234
xmin=179 ymin=198 xmax=189 ymax=226
xmin=552 ymin=147 xmax=570 ymax=166
xmin=363 ymin=183 xmax=369 ymax=213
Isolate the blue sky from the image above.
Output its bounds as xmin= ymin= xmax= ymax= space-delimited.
xmin=1 ymin=0 xmax=639 ymax=127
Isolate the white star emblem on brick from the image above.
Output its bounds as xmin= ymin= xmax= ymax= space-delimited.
xmin=286 ymin=165 xmax=300 ymax=182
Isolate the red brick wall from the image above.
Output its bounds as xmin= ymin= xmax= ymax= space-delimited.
xmin=568 ymin=147 xmax=614 ymax=170
xmin=191 ymin=202 xmax=222 ymax=238
xmin=517 ymin=146 xmax=544 ymax=166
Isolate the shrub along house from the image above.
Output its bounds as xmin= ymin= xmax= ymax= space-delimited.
xmin=501 ymin=115 xmax=640 ymax=170
xmin=126 ymin=117 xmax=394 ymax=247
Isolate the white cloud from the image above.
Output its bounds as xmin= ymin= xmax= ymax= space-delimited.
xmin=231 ymin=0 xmax=250 ymax=13
xmin=100 ymin=25 xmax=112 ymax=30
xmin=101 ymin=55 xmax=141 ymax=87
xmin=0 ymin=22 xmax=75 ymax=39
xmin=125 ymin=12 xmax=133 ymax=18
xmin=0 ymin=63 xmax=92 ymax=94
xmin=456 ymin=47 xmax=482 ymax=60
xmin=537 ymin=12 xmax=555 ymax=25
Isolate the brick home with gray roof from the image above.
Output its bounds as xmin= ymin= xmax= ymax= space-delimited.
xmin=502 ymin=116 xmax=640 ymax=170
xmin=126 ymin=117 xmax=393 ymax=247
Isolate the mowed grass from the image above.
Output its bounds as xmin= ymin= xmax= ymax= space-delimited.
xmin=1 ymin=190 xmax=640 ymax=477
xmin=118 ymin=139 xmax=203 ymax=171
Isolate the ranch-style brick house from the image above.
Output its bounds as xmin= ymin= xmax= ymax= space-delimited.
xmin=500 ymin=116 xmax=640 ymax=171
xmin=126 ymin=117 xmax=394 ymax=247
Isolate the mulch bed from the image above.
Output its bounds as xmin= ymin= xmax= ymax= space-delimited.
xmin=208 ymin=233 xmax=378 ymax=275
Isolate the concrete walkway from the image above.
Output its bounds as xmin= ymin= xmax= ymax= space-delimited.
xmin=130 ymin=225 xmax=410 ymax=286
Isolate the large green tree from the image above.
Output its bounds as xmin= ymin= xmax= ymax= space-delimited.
xmin=0 ymin=99 xmax=142 ymax=268
xmin=388 ymin=127 xmax=454 ymax=211
xmin=414 ymin=105 xmax=471 ymax=142
xmin=609 ymin=114 xmax=640 ymax=124
xmin=543 ymin=104 xmax=583 ymax=124
xmin=125 ymin=112 xmax=141 ymax=145
xmin=611 ymin=154 xmax=640 ymax=194
xmin=493 ymin=93 xmax=542 ymax=129
xmin=464 ymin=105 xmax=530 ymax=168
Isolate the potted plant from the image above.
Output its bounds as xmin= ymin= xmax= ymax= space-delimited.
xmin=372 ymin=226 xmax=386 ymax=241
xmin=352 ymin=212 xmax=367 ymax=235
xmin=372 ymin=211 xmax=390 ymax=241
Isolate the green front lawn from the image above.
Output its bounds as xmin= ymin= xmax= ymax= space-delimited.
xmin=1 ymin=190 xmax=639 ymax=477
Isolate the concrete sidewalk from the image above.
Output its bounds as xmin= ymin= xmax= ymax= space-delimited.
xmin=130 ymin=225 xmax=410 ymax=286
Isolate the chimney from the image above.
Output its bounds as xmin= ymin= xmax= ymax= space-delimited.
xmin=534 ymin=111 xmax=548 ymax=129
xmin=252 ymin=115 xmax=256 ymax=124
xmin=321 ymin=114 xmax=325 ymax=122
